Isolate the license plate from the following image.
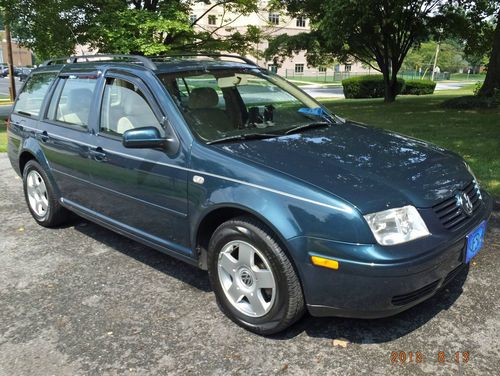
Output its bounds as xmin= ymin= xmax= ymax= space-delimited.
xmin=465 ymin=221 xmax=487 ymax=263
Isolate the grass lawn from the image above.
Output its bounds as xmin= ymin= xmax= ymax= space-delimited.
xmin=0 ymin=116 xmax=6 ymax=153
xmin=321 ymin=85 xmax=500 ymax=195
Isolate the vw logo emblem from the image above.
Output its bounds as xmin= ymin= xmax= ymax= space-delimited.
xmin=240 ymin=270 xmax=253 ymax=287
xmin=456 ymin=191 xmax=473 ymax=216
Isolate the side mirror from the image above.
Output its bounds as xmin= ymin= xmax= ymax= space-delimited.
xmin=122 ymin=126 xmax=173 ymax=150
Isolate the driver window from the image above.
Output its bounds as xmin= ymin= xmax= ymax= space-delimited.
xmin=100 ymin=78 xmax=161 ymax=136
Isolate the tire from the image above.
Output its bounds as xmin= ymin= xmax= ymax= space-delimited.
xmin=208 ymin=217 xmax=305 ymax=335
xmin=22 ymin=159 xmax=69 ymax=227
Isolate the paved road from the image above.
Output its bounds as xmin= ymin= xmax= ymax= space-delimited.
xmin=0 ymin=154 xmax=499 ymax=375
xmin=0 ymin=76 xmax=22 ymax=96
xmin=301 ymin=81 xmax=471 ymax=99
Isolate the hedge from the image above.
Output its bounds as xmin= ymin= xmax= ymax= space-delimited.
xmin=342 ymin=75 xmax=405 ymax=99
xmin=401 ymin=79 xmax=436 ymax=95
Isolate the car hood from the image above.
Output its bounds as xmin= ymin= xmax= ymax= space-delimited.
xmin=213 ymin=122 xmax=472 ymax=214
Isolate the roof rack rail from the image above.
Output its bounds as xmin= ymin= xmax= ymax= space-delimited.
xmin=151 ymin=53 xmax=259 ymax=67
xmin=41 ymin=54 xmax=157 ymax=70
xmin=40 ymin=53 xmax=258 ymax=70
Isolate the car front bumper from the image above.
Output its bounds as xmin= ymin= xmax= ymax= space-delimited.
xmin=287 ymin=190 xmax=493 ymax=319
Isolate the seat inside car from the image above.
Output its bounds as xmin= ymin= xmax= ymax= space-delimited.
xmin=116 ymin=89 xmax=159 ymax=134
xmin=58 ymin=88 xmax=93 ymax=126
xmin=187 ymin=87 xmax=233 ymax=137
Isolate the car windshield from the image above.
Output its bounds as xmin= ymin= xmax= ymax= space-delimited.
xmin=158 ymin=68 xmax=337 ymax=143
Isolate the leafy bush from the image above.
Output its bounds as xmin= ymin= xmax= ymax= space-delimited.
xmin=401 ymin=79 xmax=436 ymax=95
xmin=441 ymin=95 xmax=499 ymax=109
xmin=342 ymin=75 xmax=405 ymax=99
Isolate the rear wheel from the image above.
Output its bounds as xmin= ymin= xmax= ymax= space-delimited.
xmin=23 ymin=160 xmax=69 ymax=227
xmin=208 ymin=217 xmax=304 ymax=335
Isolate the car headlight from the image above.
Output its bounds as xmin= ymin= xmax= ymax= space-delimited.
xmin=364 ymin=205 xmax=430 ymax=245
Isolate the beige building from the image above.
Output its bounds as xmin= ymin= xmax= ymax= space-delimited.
xmin=0 ymin=31 xmax=33 ymax=66
xmin=190 ymin=0 xmax=369 ymax=79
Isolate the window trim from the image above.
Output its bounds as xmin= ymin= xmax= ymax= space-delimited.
xmin=42 ymin=75 xmax=99 ymax=133
xmin=294 ymin=63 xmax=305 ymax=74
xmin=97 ymin=71 xmax=179 ymax=147
xmin=207 ymin=14 xmax=217 ymax=25
xmin=13 ymin=71 xmax=58 ymax=120
xmin=268 ymin=12 xmax=280 ymax=25
xmin=296 ymin=17 xmax=306 ymax=27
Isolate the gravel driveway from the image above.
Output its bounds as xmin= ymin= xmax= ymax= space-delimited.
xmin=0 ymin=153 xmax=499 ymax=375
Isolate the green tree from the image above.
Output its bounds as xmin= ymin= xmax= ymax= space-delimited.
xmin=443 ymin=1 xmax=500 ymax=96
xmin=403 ymin=40 xmax=468 ymax=74
xmin=1 ymin=0 xmax=261 ymax=60
xmin=267 ymin=0 xmax=443 ymax=102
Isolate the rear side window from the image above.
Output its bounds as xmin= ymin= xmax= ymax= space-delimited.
xmin=14 ymin=72 xmax=56 ymax=117
xmin=46 ymin=76 xmax=98 ymax=129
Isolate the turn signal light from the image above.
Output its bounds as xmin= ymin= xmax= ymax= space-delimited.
xmin=310 ymin=256 xmax=339 ymax=270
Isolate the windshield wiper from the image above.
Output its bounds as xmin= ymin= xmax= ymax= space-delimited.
xmin=207 ymin=132 xmax=282 ymax=145
xmin=285 ymin=122 xmax=331 ymax=135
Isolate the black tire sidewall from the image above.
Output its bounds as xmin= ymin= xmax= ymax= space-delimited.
xmin=208 ymin=219 xmax=294 ymax=333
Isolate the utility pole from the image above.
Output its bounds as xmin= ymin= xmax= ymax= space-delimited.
xmin=431 ymin=32 xmax=442 ymax=82
xmin=5 ymin=17 xmax=16 ymax=100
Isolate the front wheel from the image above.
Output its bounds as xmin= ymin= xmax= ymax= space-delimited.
xmin=208 ymin=217 xmax=305 ymax=335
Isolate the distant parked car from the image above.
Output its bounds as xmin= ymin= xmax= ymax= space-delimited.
xmin=18 ymin=67 xmax=33 ymax=82
xmin=0 ymin=65 xmax=8 ymax=77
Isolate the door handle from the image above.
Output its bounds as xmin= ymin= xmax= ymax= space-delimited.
xmin=89 ymin=147 xmax=108 ymax=162
xmin=37 ymin=130 xmax=50 ymax=143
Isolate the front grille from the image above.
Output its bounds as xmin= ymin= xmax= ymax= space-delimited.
xmin=432 ymin=180 xmax=482 ymax=231
xmin=391 ymin=280 xmax=440 ymax=306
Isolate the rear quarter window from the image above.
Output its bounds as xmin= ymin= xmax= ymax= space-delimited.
xmin=14 ymin=72 xmax=56 ymax=117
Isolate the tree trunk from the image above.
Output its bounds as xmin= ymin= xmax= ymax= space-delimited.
xmin=382 ymin=69 xmax=398 ymax=103
xmin=478 ymin=15 xmax=500 ymax=97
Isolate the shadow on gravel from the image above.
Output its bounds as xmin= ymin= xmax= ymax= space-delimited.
xmin=74 ymin=219 xmax=211 ymax=293
xmin=69 ymin=197 xmax=500 ymax=344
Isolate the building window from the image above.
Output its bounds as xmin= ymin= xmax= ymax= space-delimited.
xmin=189 ymin=14 xmax=197 ymax=24
xmin=208 ymin=15 xmax=217 ymax=25
xmin=268 ymin=12 xmax=279 ymax=25
xmin=268 ymin=64 xmax=278 ymax=73
xmin=318 ymin=66 xmax=327 ymax=73
xmin=296 ymin=17 xmax=306 ymax=27
xmin=295 ymin=64 xmax=304 ymax=74
xmin=344 ymin=64 xmax=352 ymax=72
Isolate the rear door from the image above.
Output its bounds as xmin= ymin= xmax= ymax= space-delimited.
xmin=87 ymin=72 xmax=191 ymax=256
xmin=38 ymin=71 xmax=99 ymax=206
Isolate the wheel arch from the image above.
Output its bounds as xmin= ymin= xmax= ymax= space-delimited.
xmin=194 ymin=204 xmax=295 ymax=272
xmin=18 ymin=139 xmax=61 ymax=197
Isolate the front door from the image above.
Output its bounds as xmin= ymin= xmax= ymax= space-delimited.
xmin=87 ymin=74 xmax=190 ymax=256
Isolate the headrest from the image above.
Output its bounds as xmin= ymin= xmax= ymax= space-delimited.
xmin=67 ymin=88 xmax=93 ymax=112
xmin=122 ymin=89 xmax=146 ymax=115
xmin=188 ymin=87 xmax=219 ymax=109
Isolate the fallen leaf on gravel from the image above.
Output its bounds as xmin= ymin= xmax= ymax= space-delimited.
xmin=107 ymin=331 xmax=113 ymax=335
xmin=18 ymin=227 xmax=24 ymax=232
xmin=332 ymin=338 xmax=349 ymax=348
xmin=472 ymin=261 xmax=477 ymax=266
